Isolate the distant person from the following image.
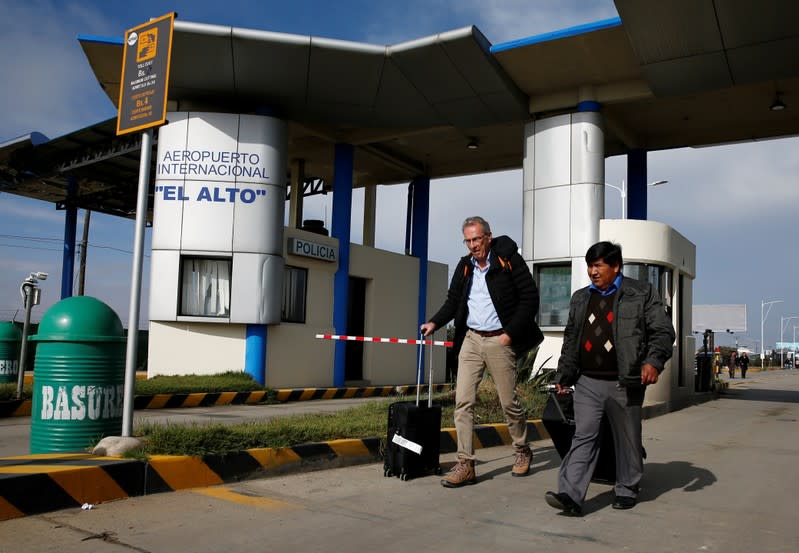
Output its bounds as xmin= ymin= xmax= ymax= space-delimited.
xmin=737 ymin=352 xmax=750 ymax=379
xmin=421 ymin=216 xmax=543 ymax=488
xmin=545 ymin=241 xmax=675 ymax=516
xmin=728 ymin=351 xmax=737 ymax=379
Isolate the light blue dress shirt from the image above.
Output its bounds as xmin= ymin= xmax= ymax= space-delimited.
xmin=466 ymin=252 xmax=503 ymax=331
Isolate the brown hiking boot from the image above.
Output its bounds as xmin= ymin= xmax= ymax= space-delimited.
xmin=440 ymin=459 xmax=476 ymax=488
xmin=512 ymin=446 xmax=532 ymax=477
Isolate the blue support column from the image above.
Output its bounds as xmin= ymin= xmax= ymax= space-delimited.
xmin=245 ymin=324 xmax=267 ymax=385
xmin=60 ymin=177 xmax=78 ymax=299
xmin=627 ymin=149 xmax=648 ymax=220
xmin=410 ymin=177 xmax=430 ymax=384
xmin=332 ymin=143 xmax=354 ymax=387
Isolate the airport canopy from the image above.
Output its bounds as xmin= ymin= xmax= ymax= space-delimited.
xmin=2 ymin=0 xmax=799 ymax=219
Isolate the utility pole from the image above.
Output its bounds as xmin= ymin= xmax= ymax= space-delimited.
xmin=77 ymin=209 xmax=91 ymax=295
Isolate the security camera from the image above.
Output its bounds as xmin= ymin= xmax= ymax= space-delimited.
xmin=31 ymin=272 xmax=48 ymax=280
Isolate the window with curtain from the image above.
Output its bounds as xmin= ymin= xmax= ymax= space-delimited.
xmin=535 ymin=264 xmax=572 ymax=327
xmin=282 ymin=266 xmax=307 ymax=323
xmin=179 ymin=257 xmax=232 ymax=317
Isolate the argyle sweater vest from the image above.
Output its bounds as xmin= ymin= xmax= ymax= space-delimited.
xmin=579 ymin=290 xmax=618 ymax=380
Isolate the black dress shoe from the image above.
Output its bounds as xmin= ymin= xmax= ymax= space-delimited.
xmin=545 ymin=491 xmax=583 ymax=516
xmin=612 ymin=496 xmax=637 ymax=510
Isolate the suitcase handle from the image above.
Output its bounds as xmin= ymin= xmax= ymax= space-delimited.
xmin=427 ymin=338 xmax=434 ymax=408
xmin=541 ymin=384 xmax=572 ymax=423
xmin=416 ymin=331 xmax=436 ymax=407
xmin=416 ymin=332 xmax=423 ymax=406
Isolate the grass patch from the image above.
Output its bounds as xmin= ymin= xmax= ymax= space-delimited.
xmin=0 ymin=383 xmax=31 ymax=401
xmin=133 ymin=378 xmax=550 ymax=456
xmin=135 ymin=399 xmax=391 ymax=455
xmin=135 ymin=371 xmax=273 ymax=398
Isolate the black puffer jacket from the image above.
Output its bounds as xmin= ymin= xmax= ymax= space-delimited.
xmin=429 ymin=235 xmax=544 ymax=358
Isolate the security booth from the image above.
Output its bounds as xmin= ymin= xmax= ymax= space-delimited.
xmin=533 ymin=219 xmax=697 ymax=409
xmin=145 ymin=112 xmax=448 ymax=387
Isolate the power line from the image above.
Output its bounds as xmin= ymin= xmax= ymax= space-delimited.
xmin=0 ymin=236 xmax=148 ymax=257
xmin=0 ymin=243 xmax=63 ymax=252
xmin=0 ymin=234 xmax=63 ymax=243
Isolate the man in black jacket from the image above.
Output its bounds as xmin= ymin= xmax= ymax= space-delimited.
xmin=421 ymin=216 xmax=543 ymax=488
xmin=545 ymin=241 xmax=675 ymax=515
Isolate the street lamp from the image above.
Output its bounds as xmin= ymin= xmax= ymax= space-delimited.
xmin=780 ymin=316 xmax=799 ymax=368
xmin=604 ymin=179 xmax=669 ymax=219
xmin=16 ymin=271 xmax=48 ymax=399
xmin=761 ymin=299 xmax=783 ymax=369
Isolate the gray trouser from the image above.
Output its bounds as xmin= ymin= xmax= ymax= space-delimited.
xmin=558 ymin=375 xmax=644 ymax=505
xmin=454 ymin=330 xmax=527 ymax=460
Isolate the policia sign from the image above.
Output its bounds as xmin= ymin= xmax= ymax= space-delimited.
xmin=116 ymin=13 xmax=175 ymax=135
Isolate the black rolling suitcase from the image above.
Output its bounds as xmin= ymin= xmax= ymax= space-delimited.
xmin=542 ymin=387 xmax=616 ymax=484
xmin=383 ymin=334 xmax=442 ymax=481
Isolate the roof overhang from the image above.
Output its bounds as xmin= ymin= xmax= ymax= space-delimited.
xmin=4 ymin=3 xmax=799 ymax=219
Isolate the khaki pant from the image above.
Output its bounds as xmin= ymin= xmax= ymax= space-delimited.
xmin=454 ymin=330 xmax=527 ymax=460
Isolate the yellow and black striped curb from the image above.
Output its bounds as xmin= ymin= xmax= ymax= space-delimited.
xmin=274 ymin=383 xmax=453 ymax=402
xmin=1 ymin=384 xmax=454 ymax=418
xmin=0 ymin=418 xmax=547 ymax=521
xmin=0 ymin=399 xmax=30 ymax=418
xmin=133 ymin=390 xmax=272 ymax=410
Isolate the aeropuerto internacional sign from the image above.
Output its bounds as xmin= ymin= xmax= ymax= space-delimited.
xmin=116 ymin=13 xmax=175 ymax=135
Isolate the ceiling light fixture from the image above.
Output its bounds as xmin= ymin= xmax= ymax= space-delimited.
xmin=466 ymin=138 xmax=479 ymax=150
xmin=770 ymin=96 xmax=786 ymax=111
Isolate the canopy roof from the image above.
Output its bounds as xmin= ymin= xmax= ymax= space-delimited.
xmin=2 ymin=0 xmax=798 ymax=219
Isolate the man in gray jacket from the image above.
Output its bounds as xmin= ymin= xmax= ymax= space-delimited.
xmin=545 ymin=241 xmax=675 ymax=516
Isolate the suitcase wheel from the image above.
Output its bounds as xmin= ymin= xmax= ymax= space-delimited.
xmin=399 ymin=472 xmax=409 ymax=481
xmin=383 ymin=467 xmax=394 ymax=477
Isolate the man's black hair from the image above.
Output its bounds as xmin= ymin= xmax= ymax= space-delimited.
xmin=585 ymin=241 xmax=623 ymax=268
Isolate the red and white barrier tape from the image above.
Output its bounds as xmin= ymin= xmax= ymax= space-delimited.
xmin=315 ymin=334 xmax=453 ymax=347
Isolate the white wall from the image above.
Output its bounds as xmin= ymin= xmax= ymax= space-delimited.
xmin=148 ymin=321 xmax=246 ymax=375
xmin=149 ymin=226 xmax=448 ymax=388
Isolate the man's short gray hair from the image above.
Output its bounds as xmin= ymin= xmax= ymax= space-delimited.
xmin=462 ymin=216 xmax=491 ymax=234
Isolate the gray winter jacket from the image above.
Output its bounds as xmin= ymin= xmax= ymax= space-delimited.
xmin=555 ymin=276 xmax=676 ymax=387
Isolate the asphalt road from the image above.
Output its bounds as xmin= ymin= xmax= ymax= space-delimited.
xmin=2 ymin=371 xmax=799 ymax=553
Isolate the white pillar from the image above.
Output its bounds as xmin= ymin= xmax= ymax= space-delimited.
xmin=522 ymin=110 xmax=604 ymax=294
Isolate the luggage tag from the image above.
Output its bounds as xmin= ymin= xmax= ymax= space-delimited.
xmin=391 ymin=433 xmax=423 ymax=455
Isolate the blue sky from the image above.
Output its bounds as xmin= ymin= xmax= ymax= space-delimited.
xmin=1 ymin=0 xmax=798 ymax=352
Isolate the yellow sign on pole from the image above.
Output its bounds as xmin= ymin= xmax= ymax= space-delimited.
xmin=116 ymin=13 xmax=175 ymax=136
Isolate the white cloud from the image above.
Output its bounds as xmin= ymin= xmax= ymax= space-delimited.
xmin=360 ymin=0 xmax=617 ymax=46
xmin=452 ymin=0 xmax=618 ymax=43
xmin=0 ymin=194 xmax=65 ymax=224
xmin=0 ymin=0 xmax=118 ymax=141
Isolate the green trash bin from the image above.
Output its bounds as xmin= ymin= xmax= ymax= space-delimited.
xmin=29 ymin=297 xmax=127 ymax=453
xmin=0 ymin=322 xmax=22 ymax=384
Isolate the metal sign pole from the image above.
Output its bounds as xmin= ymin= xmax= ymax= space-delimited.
xmin=121 ymin=129 xmax=153 ymax=437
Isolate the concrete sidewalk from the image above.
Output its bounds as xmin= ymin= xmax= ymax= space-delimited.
xmin=0 ymin=371 xmax=766 ymax=522
xmin=2 ymin=370 xmax=798 ymax=552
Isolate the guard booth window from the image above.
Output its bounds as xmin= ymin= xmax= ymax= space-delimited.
xmin=624 ymin=263 xmax=663 ymax=296
xmin=282 ymin=266 xmax=307 ymax=323
xmin=179 ymin=257 xmax=232 ymax=317
xmin=534 ymin=264 xmax=571 ymax=327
